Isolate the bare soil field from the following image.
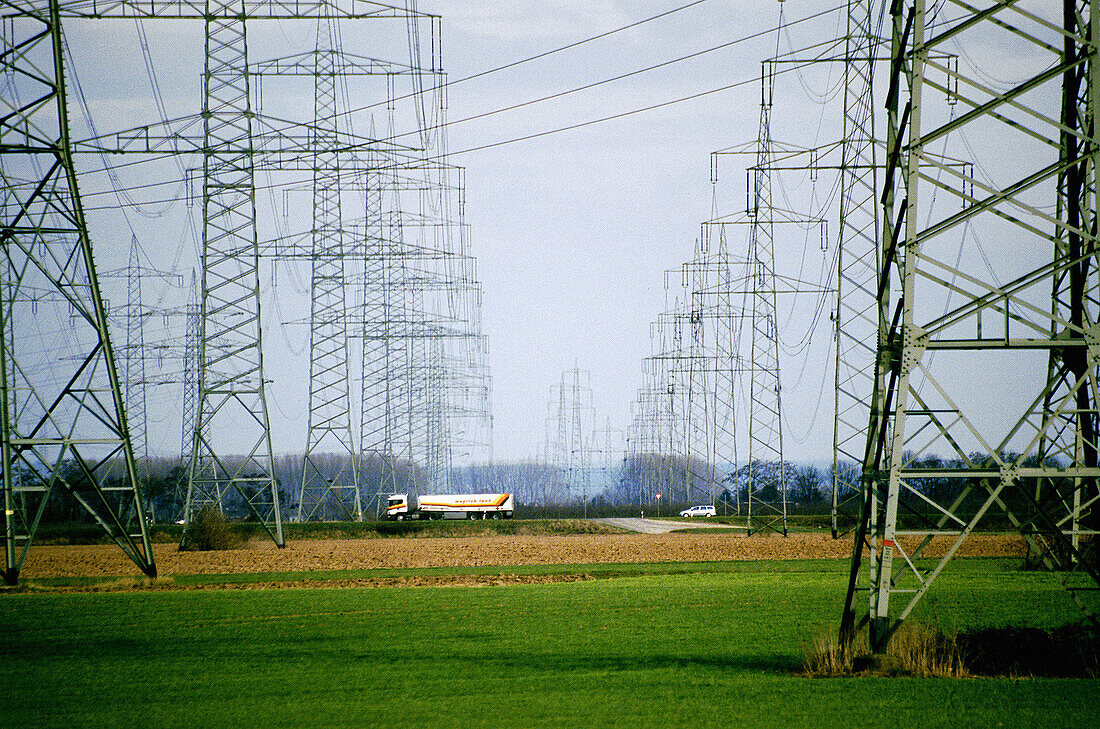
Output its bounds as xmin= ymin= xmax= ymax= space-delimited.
xmin=19 ymin=531 xmax=1028 ymax=581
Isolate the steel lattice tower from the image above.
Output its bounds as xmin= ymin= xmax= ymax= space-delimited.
xmin=183 ymin=0 xmax=284 ymax=547
xmin=297 ymin=18 xmax=360 ymax=522
xmin=125 ymin=236 xmax=149 ymax=463
xmin=360 ymin=144 xmax=399 ymax=506
xmin=628 ymin=229 xmax=743 ymax=512
xmin=831 ymin=0 xmax=880 ymax=538
xmin=842 ymin=0 xmax=1100 ymax=651
xmin=745 ymin=61 xmax=788 ymax=537
xmin=0 ymin=0 xmax=155 ymax=583
xmin=546 ymin=367 xmax=595 ymax=500
xmin=246 ymin=33 xmax=444 ymax=520
xmin=52 ymin=2 xmax=428 ymax=543
xmin=682 ymin=228 xmax=741 ymax=508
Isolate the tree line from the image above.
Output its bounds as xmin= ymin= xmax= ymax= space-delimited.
xmin=20 ymin=449 xmax=1075 ymax=524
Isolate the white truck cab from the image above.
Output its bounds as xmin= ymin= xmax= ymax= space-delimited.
xmin=387 ymin=494 xmax=412 ymax=520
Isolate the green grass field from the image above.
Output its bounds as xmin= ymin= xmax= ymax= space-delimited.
xmin=2 ymin=559 xmax=1096 ymax=728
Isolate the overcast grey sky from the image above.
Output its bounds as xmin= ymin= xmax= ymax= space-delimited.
xmin=54 ymin=0 xmax=861 ymax=464
xmin=420 ymin=0 xmax=847 ymax=461
xmin=64 ymin=0 xmax=1028 ymax=466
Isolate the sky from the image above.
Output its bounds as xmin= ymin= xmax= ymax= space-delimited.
xmin=51 ymin=0 xmax=860 ymax=466
xmin=50 ymin=0 xmax=1056 ymax=468
xmin=415 ymin=0 xmax=847 ymax=461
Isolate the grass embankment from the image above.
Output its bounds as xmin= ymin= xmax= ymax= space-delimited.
xmin=1 ymin=558 xmax=1096 ymax=728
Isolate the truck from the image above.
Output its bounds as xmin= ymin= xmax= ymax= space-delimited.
xmin=385 ymin=493 xmax=514 ymax=521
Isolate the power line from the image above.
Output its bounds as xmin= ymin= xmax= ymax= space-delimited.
xmin=75 ymin=14 xmax=848 ymax=210
xmin=341 ymin=0 xmax=716 ymax=120
xmin=381 ymin=4 xmax=846 ymax=147
xmin=74 ymin=3 xmax=844 ymax=180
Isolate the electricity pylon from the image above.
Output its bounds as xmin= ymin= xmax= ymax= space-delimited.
xmin=298 ymin=18 xmax=361 ymax=522
xmin=546 ymin=367 xmax=595 ymax=499
xmin=0 ymin=0 xmax=155 ymax=583
xmin=124 ymin=236 xmax=150 ymax=464
xmin=745 ymin=61 xmax=788 ymax=536
xmin=681 ymin=228 xmax=741 ymax=507
xmin=842 ymin=0 xmax=1100 ymax=652
xmin=831 ymin=0 xmax=879 ymax=538
xmin=62 ymin=2 xmax=435 ymax=543
xmin=182 ymin=0 xmax=285 ymax=547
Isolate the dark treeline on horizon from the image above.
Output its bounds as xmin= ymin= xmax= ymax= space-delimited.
xmin=17 ymin=449 xmax=1073 ymax=524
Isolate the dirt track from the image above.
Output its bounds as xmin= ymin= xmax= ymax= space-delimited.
xmin=19 ymin=531 xmax=1028 ymax=580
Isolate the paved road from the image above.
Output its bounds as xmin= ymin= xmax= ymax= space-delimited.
xmin=597 ymin=517 xmax=745 ymax=534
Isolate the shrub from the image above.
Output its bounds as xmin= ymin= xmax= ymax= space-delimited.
xmin=181 ymin=508 xmax=242 ymax=551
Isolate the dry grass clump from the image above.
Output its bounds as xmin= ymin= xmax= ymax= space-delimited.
xmin=888 ymin=622 xmax=967 ymax=677
xmin=804 ymin=621 xmax=1100 ymax=678
xmin=802 ymin=629 xmax=865 ymax=676
xmin=803 ymin=622 xmax=966 ymax=677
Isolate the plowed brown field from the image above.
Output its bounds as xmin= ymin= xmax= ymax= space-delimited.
xmin=20 ymin=531 xmax=1027 ymax=581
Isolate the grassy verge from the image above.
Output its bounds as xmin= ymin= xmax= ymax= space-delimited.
xmin=1 ymin=559 xmax=1096 ymax=728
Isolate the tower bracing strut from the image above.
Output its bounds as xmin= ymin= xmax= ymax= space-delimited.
xmin=842 ymin=0 xmax=1100 ymax=652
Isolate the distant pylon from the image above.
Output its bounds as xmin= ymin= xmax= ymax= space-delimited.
xmin=547 ymin=368 xmax=595 ymax=499
xmin=125 ymin=236 xmax=150 ymax=464
xmin=298 ymin=18 xmax=361 ymax=522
